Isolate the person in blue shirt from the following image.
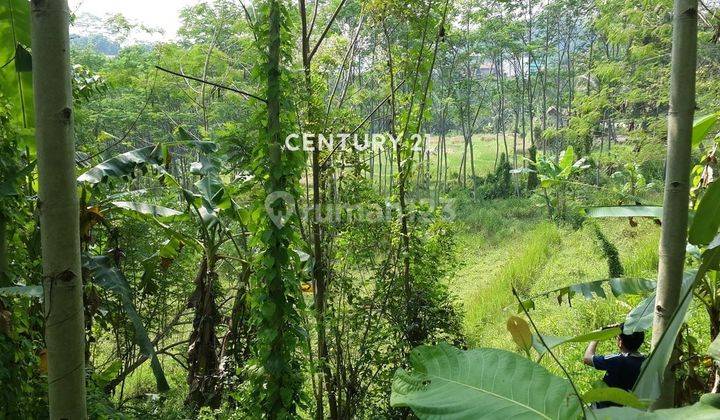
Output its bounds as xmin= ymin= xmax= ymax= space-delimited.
xmin=582 ymin=323 xmax=646 ymax=408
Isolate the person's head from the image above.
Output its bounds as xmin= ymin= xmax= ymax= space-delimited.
xmin=616 ymin=323 xmax=644 ymax=353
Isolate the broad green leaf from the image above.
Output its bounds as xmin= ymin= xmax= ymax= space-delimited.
xmin=110 ymin=201 xmax=184 ymax=219
xmin=0 ymin=285 xmax=42 ymax=298
xmin=692 ymin=112 xmax=719 ymax=147
xmin=634 ymin=247 xmax=720 ymax=400
xmin=77 ymin=145 xmax=166 ymax=185
xmin=195 ymin=175 xmax=231 ymax=210
xmin=689 ymin=180 xmax=720 ymax=246
xmin=532 ymin=327 xmax=621 ymax=356
xmin=586 ymin=206 xmax=663 ymax=219
xmin=559 ymin=146 xmax=575 ymax=171
xmin=633 ymin=269 xmax=706 ymax=400
xmin=83 ymin=256 xmax=170 ymax=393
xmin=624 ymin=293 xmax=655 ymax=334
xmin=582 ymin=387 xmax=649 ymax=409
xmin=0 ymin=0 xmax=34 ymax=135
xmin=594 ymin=393 xmax=720 ymax=419
xmin=708 ymin=334 xmax=720 ymax=363
xmin=509 ymin=167 xmax=536 ymax=174
xmin=0 ymin=160 xmax=34 ymax=197
xmin=174 ymin=126 xmax=218 ymax=153
xmin=391 ymin=343 xmax=582 ymax=419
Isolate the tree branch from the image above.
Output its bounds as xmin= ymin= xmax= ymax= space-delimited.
xmin=155 ymin=65 xmax=266 ymax=103
xmin=308 ymin=0 xmax=348 ymax=61
xmin=320 ymin=80 xmax=405 ymax=169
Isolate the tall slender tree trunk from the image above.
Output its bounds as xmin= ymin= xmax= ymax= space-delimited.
xmin=299 ymin=1 xmax=338 ymax=416
xmin=256 ymin=0 xmax=303 ymax=415
xmin=651 ymin=0 xmax=698 ymax=409
xmin=185 ymin=257 xmax=221 ymax=409
xmin=31 ymin=0 xmax=87 ymax=417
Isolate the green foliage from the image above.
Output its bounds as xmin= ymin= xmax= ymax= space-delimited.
xmin=534 ymin=146 xmax=591 ymax=222
xmin=583 ymin=386 xmax=649 ymax=410
xmin=708 ymin=333 xmax=720 ymax=363
xmin=624 ymin=293 xmax=656 ymax=334
xmin=634 ymin=252 xmax=720 ymax=401
xmin=0 ymin=285 xmax=42 ymax=298
xmin=243 ymin=0 xmax=307 ymax=416
xmin=0 ymin=295 xmax=46 ymax=418
xmin=77 ymin=144 xmax=168 ymax=186
xmin=595 ymin=393 xmax=720 ymax=419
xmin=475 ymin=153 xmax=513 ymax=199
xmin=689 ymin=180 xmax=720 ymax=246
xmin=84 ymin=255 xmax=170 ymax=393
xmin=0 ymin=0 xmax=33 ymax=137
xmin=2 ymin=0 xmax=718 ymax=415
xmin=391 ymin=343 xmax=582 ymax=419
xmin=519 ymin=277 xmax=656 ymax=312
xmin=109 ymin=201 xmax=184 ymax=220
xmin=532 ymin=327 xmax=622 ymax=357
xmin=594 ymin=226 xmax=625 ymax=278
xmin=692 ymin=112 xmax=719 ymax=147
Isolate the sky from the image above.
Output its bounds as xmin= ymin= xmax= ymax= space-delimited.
xmin=68 ymin=0 xmax=202 ymax=42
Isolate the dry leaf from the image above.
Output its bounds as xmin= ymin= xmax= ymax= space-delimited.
xmin=507 ymin=315 xmax=532 ymax=352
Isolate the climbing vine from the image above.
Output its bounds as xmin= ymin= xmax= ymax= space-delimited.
xmin=247 ymin=0 xmax=307 ymax=416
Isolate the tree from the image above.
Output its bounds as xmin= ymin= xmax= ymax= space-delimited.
xmin=651 ymin=0 xmax=698 ymax=408
xmin=250 ymin=0 xmax=305 ymax=416
xmin=30 ymin=0 xmax=87 ymax=417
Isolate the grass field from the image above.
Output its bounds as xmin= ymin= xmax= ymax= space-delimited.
xmin=366 ymin=133 xmax=525 ymax=187
xmin=426 ymin=133 xmax=673 ymax=391
xmin=450 ymin=197 xmax=663 ymax=391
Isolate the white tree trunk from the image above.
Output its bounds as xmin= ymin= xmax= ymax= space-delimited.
xmin=31 ymin=0 xmax=87 ymax=417
xmin=651 ymin=0 xmax=698 ymax=409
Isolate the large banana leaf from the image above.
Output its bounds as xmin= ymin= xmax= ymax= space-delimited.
xmin=519 ymin=278 xmax=656 ymax=311
xmin=532 ymin=327 xmax=621 ymax=356
xmin=594 ymin=393 xmax=720 ymax=419
xmin=77 ymin=145 xmax=167 ymax=185
xmin=623 ymin=293 xmax=655 ymax=334
xmin=84 ymin=256 xmax=170 ymax=393
xmin=582 ymin=387 xmax=649 ymax=410
xmin=391 ymin=343 xmax=582 ymax=419
xmin=689 ymin=180 xmax=720 ymax=246
xmin=708 ymin=334 xmax=720 ymax=363
xmin=109 ymin=201 xmax=185 ymax=220
xmin=634 ymin=245 xmax=720 ymax=401
xmin=692 ymin=112 xmax=719 ymax=147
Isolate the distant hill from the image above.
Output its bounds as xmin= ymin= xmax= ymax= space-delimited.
xmin=70 ymin=34 xmax=121 ymax=56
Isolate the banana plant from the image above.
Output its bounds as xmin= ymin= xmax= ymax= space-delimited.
xmin=78 ymin=135 xmax=256 ymax=407
xmin=609 ymin=163 xmax=655 ymax=205
xmin=534 ymin=146 xmax=591 ymax=220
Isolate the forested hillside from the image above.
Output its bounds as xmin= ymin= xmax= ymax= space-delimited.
xmin=1 ymin=0 xmax=720 ymax=418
